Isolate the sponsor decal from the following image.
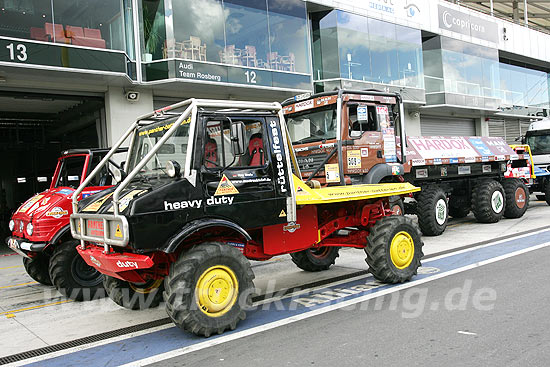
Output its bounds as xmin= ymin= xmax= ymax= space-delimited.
xmin=325 ymin=163 xmax=340 ymax=183
xmin=296 ymin=186 xmax=308 ymax=196
xmin=347 ymin=150 xmax=362 ymax=169
xmin=82 ymin=190 xmax=101 ymax=198
xmin=270 ymin=120 xmax=288 ymax=194
xmin=214 ymin=175 xmax=239 ymax=196
xmin=227 ymin=241 xmax=245 ymax=254
xmin=360 ymin=148 xmax=369 ymax=158
xmin=138 ymin=116 xmax=191 ymax=137
xmin=89 ymin=256 xmax=102 ymax=267
xmin=441 ymin=167 xmax=448 ymax=177
xmin=18 ymin=194 xmax=45 ymax=213
xmin=449 ymin=158 xmax=459 ymax=164
xmin=279 ymin=209 xmax=287 ymax=218
xmin=230 ymin=177 xmax=271 ymax=184
xmin=108 ymin=190 xmax=146 ymax=212
xmin=495 ymin=155 xmax=506 ymax=161
xmin=458 ymin=165 xmax=471 ymax=175
xmin=408 ymin=137 xmax=478 ymax=159
xmin=116 ymin=260 xmax=138 ymax=269
xmin=391 ymin=165 xmax=401 ymax=176
xmin=293 ymin=99 xmax=314 ymax=112
xmin=41 ymin=197 xmax=51 ymax=205
xmin=283 ymin=222 xmax=301 ymax=233
xmin=57 ymin=188 xmax=75 ymax=196
xmin=482 ymin=156 xmax=490 ymax=162
xmin=416 ymin=168 xmax=428 ymax=178
xmin=433 ymin=158 xmax=442 ymax=165
xmin=46 ymin=207 xmax=69 ymax=219
xmin=83 ymin=193 xmax=113 ymax=212
xmin=412 ymin=159 xmax=426 ymax=166
xmin=87 ymin=220 xmax=104 ymax=237
xmin=164 ymin=196 xmax=235 ymax=210
xmin=464 ymin=157 xmax=476 ymax=163
xmin=482 ymin=165 xmax=492 ymax=173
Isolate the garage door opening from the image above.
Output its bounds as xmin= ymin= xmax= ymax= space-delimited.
xmin=0 ymin=91 xmax=105 ymax=239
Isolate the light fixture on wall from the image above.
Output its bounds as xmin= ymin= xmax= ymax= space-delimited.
xmin=409 ymin=110 xmax=420 ymax=119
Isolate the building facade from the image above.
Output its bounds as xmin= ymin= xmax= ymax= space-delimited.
xmin=0 ymin=0 xmax=549 ymax=221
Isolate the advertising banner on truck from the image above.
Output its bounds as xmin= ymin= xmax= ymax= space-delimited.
xmin=406 ymin=136 xmax=520 ymax=165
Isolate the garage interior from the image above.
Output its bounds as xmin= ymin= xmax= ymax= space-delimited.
xmin=0 ymin=91 xmax=105 ymax=239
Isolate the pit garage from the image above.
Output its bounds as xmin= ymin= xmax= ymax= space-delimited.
xmin=0 ymin=90 xmax=105 ymax=239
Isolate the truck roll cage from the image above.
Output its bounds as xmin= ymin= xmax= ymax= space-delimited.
xmin=70 ymin=99 xmax=298 ymax=250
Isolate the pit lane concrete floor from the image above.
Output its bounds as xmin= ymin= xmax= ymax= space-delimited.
xmin=0 ymin=197 xmax=548 ymax=358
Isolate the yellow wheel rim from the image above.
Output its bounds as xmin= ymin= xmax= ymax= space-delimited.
xmin=390 ymin=231 xmax=415 ymax=269
xmin=130 ymin=278 xmax=163 ymax=294
xmin=196 ymin=265 xmax=239 ymax=317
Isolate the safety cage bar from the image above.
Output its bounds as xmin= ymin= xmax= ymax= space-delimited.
xmin=70 ymin=98 xmax=297 ymax=249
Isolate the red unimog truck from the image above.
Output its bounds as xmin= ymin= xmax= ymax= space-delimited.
xmin=282 ymin=90 xmax=530 ymax=236
xmin=7 ymin=148 xmax=126 ymax=300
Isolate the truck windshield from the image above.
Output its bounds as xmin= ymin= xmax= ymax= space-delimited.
xmin=127 ymin=116 xmax=191 ymax=178
xmin=526 ymin=131 xmax=550 ymax=155
xmin=54 ymin=155 xmax=86 ymax=188
xmin=286 ymin=105 xmax=337 ymax=144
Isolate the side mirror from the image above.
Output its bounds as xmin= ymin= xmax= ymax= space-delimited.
xmin=113 ymin=166 xmax=126 ymax=183
xmin=230 ymin=121 xmax=246 ymax=156
xmin=166 ymin=160 xmax=181 ymax=178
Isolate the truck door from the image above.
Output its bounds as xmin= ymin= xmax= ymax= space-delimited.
xmin=200 ymin=116 xmax=289 ymax=229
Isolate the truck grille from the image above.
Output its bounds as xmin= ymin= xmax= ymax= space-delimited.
xmin=296 ymin=153 xmax=328 ymax=172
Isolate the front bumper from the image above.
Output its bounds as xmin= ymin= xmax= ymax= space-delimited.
xmin=77 ymin=245 xmax=155 ymax=283
xmin=6 ymin=237 xmax=46 ymax=258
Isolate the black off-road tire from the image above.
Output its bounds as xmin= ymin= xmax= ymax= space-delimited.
xmin=23 ymin=254 xmax=52 ymax=285
xmin=471 ymin=180 xmax=506 ymax=223
xmin=502 ymin=178 xmax=529 ymax=218
xmin=365 ymin=215 xmax=423 ymax=283
xmin=164 ymin=242 xmax=254 ymax=337
xmin=104 ymin=276 xmax=164 ymax=310
xmin=416 ymin=185 xmax=448 ymax=236
xmin=49 ymin=240 xmax=105 ymax=301
xmin=290 ymin=247 xmax=339 ymax=272
xmin=448 ymin=195 xmax=470 ymax=219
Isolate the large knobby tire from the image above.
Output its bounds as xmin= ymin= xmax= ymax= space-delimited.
xmin=49 ymin=240 xmax=105 ymax=301
xmin=104 ymin=276 xmax=164 ymax=310
xmin=290 ymin=247 xmax=339 ymax=272
xmin=416 ymin=185 xmax=448 ymax=236
xmin=23 ymin=254 xmax=52 ymax=285
xmin=471 ymin=180 xmax=506 ymax=223
xmin=365 ymin=215 xmax=424 ymax=283
xmin=448 ymin=195 xmax=470 ymax=219
xmin=164 ymin=242 xmax=254 ymax=337
xmin=502 ymin=178 xmax=529 ymax=218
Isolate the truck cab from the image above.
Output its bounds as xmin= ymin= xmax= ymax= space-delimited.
xmin=6 ymin=148 xmax=126 ymax=300
xmin=524 ymin=118 xmax=550 ymax=171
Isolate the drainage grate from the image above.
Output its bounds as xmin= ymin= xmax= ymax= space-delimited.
xmin=0 ymin=317 xmax=171 ymax=365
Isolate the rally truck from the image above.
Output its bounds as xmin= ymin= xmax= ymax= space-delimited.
xmin=507 ymin=144 xmax=550 ymax=206
xmin=6 ymin=148 xmax=126 ymax=301
xmin=69 ymin=99 xmax=423 ymax=337
xmin=282 ymin=90 xmax=530 ymax=236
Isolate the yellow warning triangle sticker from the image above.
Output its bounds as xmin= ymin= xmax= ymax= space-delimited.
xmin=115 ymin=224 xmax=123 ymax=238
xmin=279 ymin=209 xmax=286 ymax=217
xmin=214 ymin=174 xmax=239 ymax=196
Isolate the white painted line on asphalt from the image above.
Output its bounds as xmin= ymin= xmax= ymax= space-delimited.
xmin=119 ymin=241 xmax=550 ymax=367
xmin=7 ymin=324 xmax=174 ymax=367
xmin=457 ymin=331 xmax=477 ymax=336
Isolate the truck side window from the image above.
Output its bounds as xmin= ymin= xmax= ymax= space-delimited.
xmin=204 ymin=120 xmax=266 ymax=169
xmin=349 ymin=104 xmax=378 ymax=137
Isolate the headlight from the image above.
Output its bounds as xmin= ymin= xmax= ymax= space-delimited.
xmin=8 ymin=220 xmax=14 ymax=231
xmin=26 ymin=222 xmax=34 ymax=236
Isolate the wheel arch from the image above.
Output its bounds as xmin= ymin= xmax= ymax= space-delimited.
xmin=163 ymin=218 xmax=252 ymax=254
xmin=363 ymin=163 xmax=404 ymax=184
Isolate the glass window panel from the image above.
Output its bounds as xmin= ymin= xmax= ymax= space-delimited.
xmin=52 ymin=0 xmax=125 ymax=51
xmin=222 ymin=0 xmax=269 ymax=69
xmin=336 ymin=11 xmax=370 ymax=81
xmin=267 ymin=0 xmax=309 ymax=73
xmin=311 ymin=10 xmax=339 ymax=80
xmin=0 ymin=0 xmax=53 ymax=41
xmin=172 ymin=0 xmax=224 ymax=62
xmin=141 ymin=0 xmax=166 ymax=61
xmin=395 ymin=24 xmax=423 ymax=88
xmin=367 ymin=18 xmax=398 ymax=85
